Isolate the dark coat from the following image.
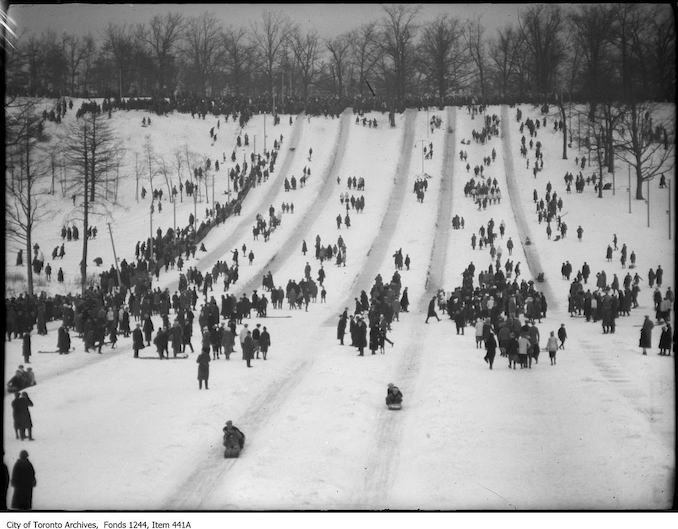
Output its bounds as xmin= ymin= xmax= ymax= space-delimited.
xmin=1 ymin=461 xmax=8 ymax=510
xmin=14 ymin=395 xmax=33 ymax=429
xmin=259 ymin=330 xmax=271 ymax=352
xmin=11 ymin=457 xmax=36 ymax=510
xmin=242 ymin=335 xmax=255 ymax=360
xmin=485 ymin=333 xmax=497 ymax=355
xmin=427 ymin=298 xmax=437 ymax=317
xmin=659 ymin=327 xmax=672 ymax=350
xmin=197 ymin=351 xmax=210 ymax=380
xmin=337 ymin=315 xmax=347 ymax=340
xmin=132 ymin=328 xmax=145 ymax=351
xmin=22 ymin=334 xmax=31 ymax=359
xmin=57 ymin=327 xmax=71 ymax=352
xmin=640 ymin=318 xmax=654 ymax=348
xmin=221 ymin=329 xmax=235 ymax=352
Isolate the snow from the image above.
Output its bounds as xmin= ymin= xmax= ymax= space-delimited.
xmin=3 ymin=101 xmax=675 ymax=510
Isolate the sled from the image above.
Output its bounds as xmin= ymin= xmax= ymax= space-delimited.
xmin=223 ymin=432 xmax=244 ymax=458
xmin=387 ymin=403 xmax=402 ymax=410
xmin=39 ymin=348 xmax=74 ymax=354
xmin=223 ymin=446 xmax=242 ymax=458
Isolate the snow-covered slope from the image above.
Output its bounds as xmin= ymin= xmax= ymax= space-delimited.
xmin=3 ymin=103 xmax=674 ymax=510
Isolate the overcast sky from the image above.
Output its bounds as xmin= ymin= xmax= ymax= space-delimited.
xmin=8 ymin=3 xmax=526 ymax=40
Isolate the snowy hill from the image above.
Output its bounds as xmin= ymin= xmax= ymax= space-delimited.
xmin=3 ymin=102 xmax=675 ymax=510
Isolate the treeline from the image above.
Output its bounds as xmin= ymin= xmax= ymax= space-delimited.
xmin=5 ymin=4 xmax=675 ymax=106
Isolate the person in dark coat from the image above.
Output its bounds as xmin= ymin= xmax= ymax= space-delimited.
xmin=242 ymin=331 xmax=255 ymax=367
xmin=221 ymin=326 xmax=235 ymax=359
xmin=11 ymin=450 xmax=36 ymax=510
xmin=639 ymin=315 xmax=654 ymax=355
xmin=659 ymin=323 xmax=672 ymax=356
xmin=22 ymin=332 xmax=31 ymax=364
xmin=369 ymin=324 xmax=379 ymax=355
xmin=57 ymin=325 xmax=71 ymax=354
xmin=337 ymin=310 xmax=348 ymax=345
xmin=132 ymin=324 xmax=144 ymax=358
xmin=197 ymin=348 xmax=211 ymax=389
xmin=170 ymin=321 xmax=183 ymax=358
xmin=109 ymin=326 xmax=118 ymax=349
xmin=557 ymin=323 xmax=567 ymax=349
xmin=142 ymin=314 xmax=154 ymax=346
xmin=425 ymin=296 xmax=440 ymax=323
xmin=400 ymin=288 xmax=410 ymax=312
xmin=11 ymin=392 xmax=22 ymax=439
xmin=15 ymin=392 xmax=34 ymax=441
xmin=484 ymin=330 xmax=497 ymax=369
xmin=260 ymin=327 xmax=271 ymax=360
xmin=355 ymin=317 xmax=367 ymax=356
xmin=153 ymin=327 xmax=168 ymax=359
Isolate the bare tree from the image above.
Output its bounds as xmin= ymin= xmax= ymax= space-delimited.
xmin=349 ymin=22 xmax=381 ymax=97
xmin=80 ymin=34 xmax=96 ymax=96
xmin=223 ymin=27 xmax=255 ymax=95
xmin=62 ymin=33 xmax=87 ymax=95
xmin=157 ymin=154 xmax=174 ymax=201
xmin=173 ymin=149 xmax=184 ymax=202
xmin=102 ymin=23 xmax=136 ymax=98
xmin=518 ymin=4 xmax=565 ymax=103
xmin=465 ymin=18 xmax=488 ymax=102
xmin=143 ymin=135 xmax=157 ymax=196
xmin=183 ymin=12 xmax=224 ymax=96
xmin=488 ymin=24 xmax=524 ymax=100
xmin=251 ymin=11 xmax=292 ymax=96
xmin=138 ymin=12 xmax=184 ymax=96
xmin=326 ymin=33 xmax=352 ymax=97
xmin=289 ymin=29 xmax=321 ymax=102
xmin=5 ymin=100 xmax=48 ymax=295
xmin=569 ymin=4 xmax=616 ymax=118
xmin=380 ymin=4 xmax=421 ymax=107
xmin=63 ymin=111 xmax=121 ymax=294
xmin=418 ymin=15 xmax=468 ymax=104
xmin=616 ymin=101 xmax=675 ymax=200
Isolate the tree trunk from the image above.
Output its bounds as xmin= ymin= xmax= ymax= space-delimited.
xmin=25 ymin=131 xmax=34 ymax=296
xmin=635 ymin=160 xmax=644 ymax=200
xmin=81 ymin=145 xmax=89 ymax=296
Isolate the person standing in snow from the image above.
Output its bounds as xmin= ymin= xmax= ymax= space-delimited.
xmin=337 ymin=310 xmax=348 ymax=345
xmin=197 ymin=347 xmax=210 ymax=389
xmin=242 ymin=330 xmax=255 ymax=368
xmin=547 ymin=331 xmax=559 ymax=365
xmin=639 ymin=315 xmax=654 ymax=355
xmin=10 ymin=450 xmax=36 ymax=510
xmin=22 ymin=332 xmax=31 ymax=364
xmin=132 ymin=323 xmax=144 ymax=358
xmin=260 ymin=326 xmax=271 ymax=360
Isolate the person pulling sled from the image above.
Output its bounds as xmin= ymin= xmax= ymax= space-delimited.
xmin=222 ymin=420 xmax=245 ymax=458
xmin=385 ymin=383 xmax=403 ymax=410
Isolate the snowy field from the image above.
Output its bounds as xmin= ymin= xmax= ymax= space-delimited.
xmin=3 ymin=101 xmax=675 ymax=510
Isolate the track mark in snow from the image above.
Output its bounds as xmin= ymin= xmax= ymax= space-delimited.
xmin=579 ymin=337 xmax=673 ymax=452
xmin=328 ymin=109 xmax=418 ymax=325
xmin=164 ymin=359 xmax=314 ymax=509
xmin=359 ymin=107 xmax=457 ymax=507
xmin=500 ymin=106 xmax=558 ymax=310
xmin=423 ymin=106 xmax=457 ymax=298
xmin=237 ymin=108 xmax=353 ymax=295
xmin=163 ymin=112 xmax=305 ymax=293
